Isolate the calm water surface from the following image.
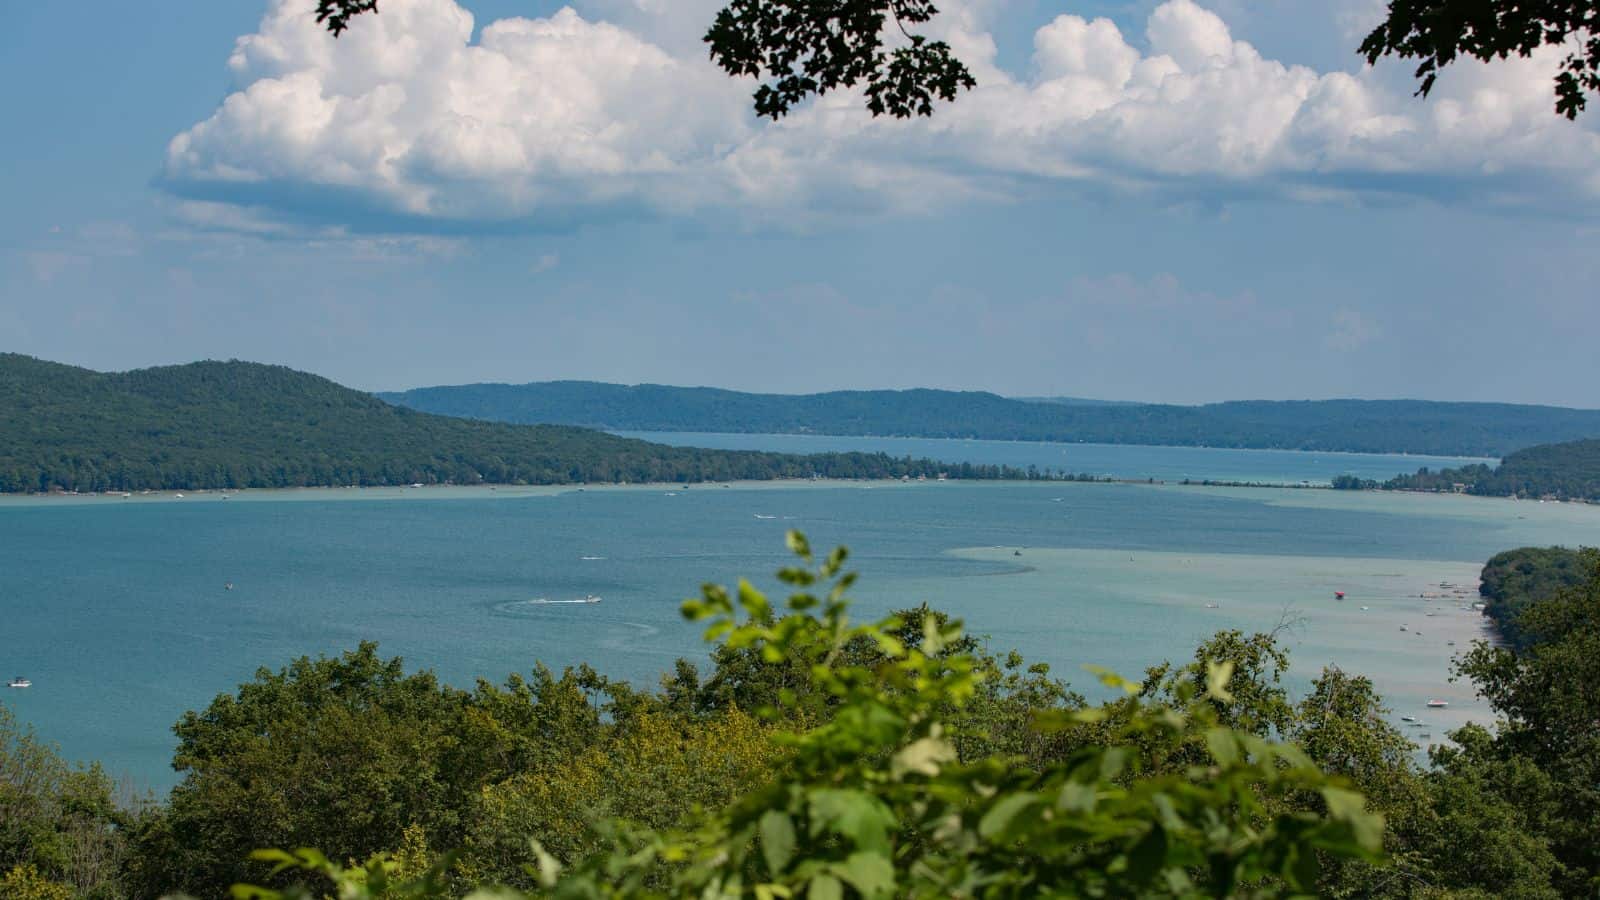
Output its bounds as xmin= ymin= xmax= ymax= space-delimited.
xmin=0 ymin=446 xmax=1593 ymax=790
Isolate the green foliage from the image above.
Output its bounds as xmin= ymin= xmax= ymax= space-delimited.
xmin=0 ymin=704 xmax=132 ymax=899
xmin=237 ymin=531 xmax=1386 ymax=899
xmin=1477 ymin=546 xmax=1597 ymax=648
xmin=1 ymin=863 xmax=74 ymax=900
xmin=381 ymin=381 xmax=1600 ymax=457
xmin=1384 ymin=439 xmax=1600 ymax=501
xmin=126 ymin=644 xmax=656 ymax=898
xmin=1360 ymin=0 xmax=1600 ymax=119
xmin=0 ymin=355 xmax=1005 ymax=493
xmin=1439 ymin=558 xmax=1600 ymax=896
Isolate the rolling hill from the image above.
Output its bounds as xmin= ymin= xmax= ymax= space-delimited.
xmin=1383 ymin=439 xmax=1600 ymax=501
xmin=0 ymin=356 xmax=1007 ymax=493
xmin=377 ymin=381 xmax=1600 ymax=457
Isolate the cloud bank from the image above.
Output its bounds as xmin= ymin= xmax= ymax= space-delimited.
xmin=163 ymin=0 xmax=1600 ymax=230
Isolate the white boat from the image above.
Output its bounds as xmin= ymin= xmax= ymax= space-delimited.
xmin=524 ymin=595 xmax=602 ymax=606
xmin=7 ymin=677 xmax=30 ymax=689
xmin=1401 ymin=715 xmax=1418 ymax=722
xmin=1426 ymin=699 xmax=1449 ymax=709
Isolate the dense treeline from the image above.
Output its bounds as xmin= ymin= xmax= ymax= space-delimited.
xmin=0 ymin=355 xmax=1023 ymax=493
xmin=1382 ymin=439 xmax=1600 ymax=500
xmin=379 ymin=380 xmax=1600 ymax=457
xmin=5 ymin=537 xmax=1600 ymax=898
xmin=1478 ymin=546 xmax=1598 ymax=648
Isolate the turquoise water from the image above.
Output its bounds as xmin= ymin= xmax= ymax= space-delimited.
xmin=1 ymin=456 xmax=1596 ymax=790
xmin=617 ymin=431 xmax=1493 ymax=485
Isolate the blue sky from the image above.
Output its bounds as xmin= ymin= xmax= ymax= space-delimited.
xmin=2 ymin=0 xmax=1598 ymax=405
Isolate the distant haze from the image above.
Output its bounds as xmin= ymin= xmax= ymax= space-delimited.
xmin=379 ymin=380 xmax=1600 ymax=458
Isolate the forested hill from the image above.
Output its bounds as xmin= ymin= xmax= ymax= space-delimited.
xmin=1383 ymin=439 xmax=1600 ymax=501
xmin=378 ymin=381 xmax=1600 ymax=457
xmin=0 ymin=355 xmax=1007 ymax=493
xmin=1478 ymin=546 xmax=1598 ymax=648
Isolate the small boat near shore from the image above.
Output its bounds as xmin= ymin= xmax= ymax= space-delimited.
xmin=8 ymin=677 xmax=31 ymax=689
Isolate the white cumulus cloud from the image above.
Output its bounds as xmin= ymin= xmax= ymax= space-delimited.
xmin=163 ymin=0 xmax=1600 ymax=231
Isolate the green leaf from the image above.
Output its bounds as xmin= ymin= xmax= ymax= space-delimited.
xmin=1057 ymin=781 xmax=1097 ymax=813
xmin=738 ymin=579 xmax=771 ymax=617
xmin=891 ymin=735 xmax=955 ymax=779
xmin=808 ymin=873 xmax=844 ymax=900
xmin=1083 ymin=664 xmax=1141 ymax=694
xmin=809 ymin=789 xmax=896 ymax=853
xmin=786 ymin=530 xmax=812 ymax=561
xmin=1320 ymin=785 xmax=1365 ymax=820
xmin=1204 ymin=727 xmax=1239 ymax=767
xmin=978 ymin=792 xmax=1039 ymax=840
xmin=1205 ymin=660 xmax=1235 ymax=701
xmin=1098 ymin=746 xmax=1130 ymax=781
xmin=1321 ymin=786 xmax=1384 ymax=852
xmin=832 ymin=851 xmax=894 ymax=899
xmin=822 ymin=546 xmax=849 ymax=577
xmin=760 ymin=810 xmax=796 ymax=876
xmin=777 ymin=567 xmax=817 ymax=586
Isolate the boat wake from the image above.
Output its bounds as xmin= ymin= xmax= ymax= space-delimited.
xmin=599 ymin=622 xmax=663 ymax=652
xmin=495 ymin=596 xmax=602 ymax=615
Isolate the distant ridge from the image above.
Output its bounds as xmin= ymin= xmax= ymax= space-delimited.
xmin=0 ymin=356 xmax=1011 ymax=493
xmin=378 ymin=380 xmax=1600 ymax=458
xmin=1382 ymin=439 xmax=1600 ymax=501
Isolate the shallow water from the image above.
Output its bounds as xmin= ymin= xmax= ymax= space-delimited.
xmin=1 ymin=467 xmax=1596 ymax=789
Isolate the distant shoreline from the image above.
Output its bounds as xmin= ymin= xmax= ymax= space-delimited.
xmin=614 ymin=429 xmax=1502 ymax=463
xmin=0 ymin=476 xmax=1027 ymax=505
xmin=14 ymin=476 xmax=1594 ymax=508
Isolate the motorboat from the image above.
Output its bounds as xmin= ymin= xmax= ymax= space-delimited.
xmin=583 ymin=594 xmax=602 ymax=604
xmin=1426 ymin=699 xmax=1449 ymax=709
xmin=7 ymin=677 xmax=30 ymax=689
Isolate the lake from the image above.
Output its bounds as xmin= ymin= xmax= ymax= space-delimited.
xmin=0 ymin=440 xmax=1594 ymax=791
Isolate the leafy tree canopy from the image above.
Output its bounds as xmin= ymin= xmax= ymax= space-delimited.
xmin=315 ymin=1 xmax=1600 ymax=120
xmin=1359 ymin=0 xmax=1600 ymax=119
